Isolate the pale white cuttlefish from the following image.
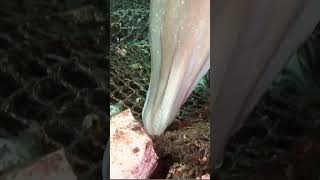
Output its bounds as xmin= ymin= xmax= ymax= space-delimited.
xmin=142 ymin=0 xmax=210 ymax=135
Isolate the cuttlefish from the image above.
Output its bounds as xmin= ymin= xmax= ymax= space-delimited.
xmin=143 ymin=0 xmax=320 ymax=169
xmin=142 ymin=0 xmax=210 ymax=135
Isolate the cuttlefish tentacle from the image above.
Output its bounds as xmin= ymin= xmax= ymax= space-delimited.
xmin=143 ymin=0 xmax=210 ymax=135
xmin=212 ymin=0 xmax=320 ymax=167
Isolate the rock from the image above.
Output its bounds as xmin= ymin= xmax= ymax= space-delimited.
xmin=200 ymin=173 xmax=210 ymax=179
xmin=109 ymin=109 xmax=158 ymax=179
xmin=110 ymin=101 xmax=124 ymax=117
xmin=0 ymin=149 xmax=77 ymax=180
xmin=0 ymin=127 xmax=43 ymax=172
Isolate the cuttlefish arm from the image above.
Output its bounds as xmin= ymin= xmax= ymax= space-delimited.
xmin=212 ymin=0 xmax=320 ymax=167
xmin=143 ymin=0 xmax=210 ymax=135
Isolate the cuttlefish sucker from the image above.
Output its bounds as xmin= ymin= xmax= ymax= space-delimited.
xmin=142 ymin=0 xmax=210 ymax=135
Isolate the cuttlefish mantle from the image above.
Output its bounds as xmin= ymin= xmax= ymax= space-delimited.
xmin=142 ymin=0 xmax=210 ymax=135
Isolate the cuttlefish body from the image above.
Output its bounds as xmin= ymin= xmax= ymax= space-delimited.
xmin=142 ymin=0 xmax=210 ymax=135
